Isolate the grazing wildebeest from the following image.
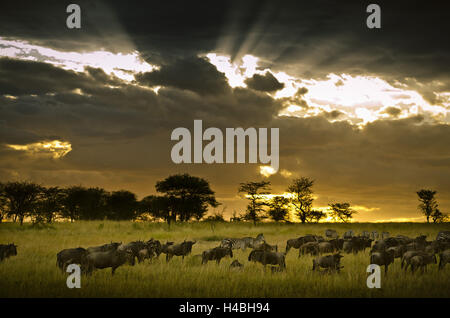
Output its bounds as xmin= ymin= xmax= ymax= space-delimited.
xmin=410 ymin=253 xmax=437 ymax=273
xmin=299 ymin=242 xmax=319 ymax=257
xmin=370 ymin=249 xmax=395 ymax=274
xmin=343 ymin=230 xmax=354 ymax=240
xmin=166 ymin=240 xmax=196 ymax=262
xmin=161 ymin=241 xmax=174 ymax=254
xmin=202 ymin=247 xmax=233 ymax=264
xmin=285 ymin=235 xmax=320 ymax=253
xmin=438 ymin=249 xmax=450 ymax=270
xmin=361 ymin=231 xmax=370 ymax=238
xmin=253 ymin=241 xmax=278 ymax=252
xmin=328 ymin=238 xmax=344 ymax=251
xmin=401 ymin=250 xmax=429 ymax=271
xmin=86 ymin=242 xmax=121 ymax=254
xmin=137 ymin=248 xmax=155 ymax=263
xmin=343 ymin=237 xmax=366 ymax=254
xmin=325 ymin=229 xmax=338 ymax=239
xmin=312 ymin=253 xmax=343 ymax=273
xmin=86 ymin=249 xmax=135 ymax=275
xmin=248 ymin=250 xmax=286 ymax=271
xmin=118 ymin=241 xmax=147 ymax=264
xmin=0 ymin=243 xmax=17 ymax=262
xmin=56 ymin=247 xmax=88 ymax=271
xmin=220 ymin=234 xmax=265 ymax=251
xmin=230 ymin=259 xmax=244 ymax=269
xmin=146 ymin=239 xmax=162 ymax=258
xmin=318 ymin=242 xmax=334 ymax=254
xmin=386 ymin=245 xmax=407 ymax=259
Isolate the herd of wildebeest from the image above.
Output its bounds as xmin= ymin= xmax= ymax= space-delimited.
xmin=1 ymin=229 xmax=450 ymax=276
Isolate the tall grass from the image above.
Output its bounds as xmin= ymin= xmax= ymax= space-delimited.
xmin=0 ymin=221 xmax=449 ymax=297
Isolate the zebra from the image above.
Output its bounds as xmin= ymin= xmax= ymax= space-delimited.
xmin=220 ymin=233 xmax=265 ymax=251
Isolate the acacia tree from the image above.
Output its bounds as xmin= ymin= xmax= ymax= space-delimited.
xmin=238 ymin=181 xmax=271 ymax=225
xmin=106 ymin=190 xmax=138 ymax=220
xmin=287 ymin=177 xmax=314 ymax=223
xmin=34 ymin=186 xmax=64 ymax=223
xmin=431 ymin=209 xmax=448 ymax=223
xmin=155 ymin=174 xmax=219 ymax=223
xmin=268 ymin=195 xmax=290 ymax=222
xmin=417 ymin=189 xmax=438 ymax=223
xmin=307 ymin=210 xmax=326 ymax=223
xmin=1 ymin=181 xmax=42 ymax=225
xmin=328 ymin=203 xmax=356 ymax=223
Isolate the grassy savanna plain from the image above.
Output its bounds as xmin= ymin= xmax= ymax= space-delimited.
xmin=0 ymin=221 xmax=449 ymax=298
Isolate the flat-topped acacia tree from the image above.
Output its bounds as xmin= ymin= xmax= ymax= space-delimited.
xmin=155 ymin=173 xmax=219 ymax=223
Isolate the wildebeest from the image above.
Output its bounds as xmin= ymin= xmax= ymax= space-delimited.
xmin=436 ymin=231 xmax=450 ymax=242
xmin=86 ymin=242 xmax=121 ymax=254
xmin=202 ymin=247 xmax=233 ymax=264
xmin=438 ymin=249 xmax=450 ymax=270
xmin=312 ymin=253 xmax=343 ymax=273
xmin=220 ymin=234 xmax=265 ymax=250
xmin=325 ymin=229 xmax=338 ymax=239
xmin=165 ymin=240 xmax=196 ymax=262
xmin=86 ymin=249 xmax=135 ymax=275
xmin=343 ymin=230 xmax=354 ymax=239
xmin=370 ymin=231 xmax=379 ymax=240
xmin=401 ymin=250 xmax=429 ymax=271
xmin=146 ymin=239 xmax=162 ymax=258
xmin=361 ymin=231 xmax=370 ymax=238
xmin=253 ymin=241 xmax=278 ymax=252
xmin=56 ymin=247 xmax=88 ymax=271
xmin=299 ymin=242 xmax=319 ymax=257
xmin=343 ymin=237 xmax=368 ymax=254
xmin=318 ymin=242 xmax=334 ymax=254
xmin=286 ymin=234 xmax=321 ymax=253
xmin=161 ymin=241 xmax=174 ymax=254
xmin=137 ymin=239 xmax=162 ymax=263
xmin=382 ymin=232 xmax=390 ymax=239
xmin=370 ymin=249 xmax=395 ymax=274
xmin=328 ymin=238 xmax=344 ymax=251
xmin=409 ymin=253 xmax=437 ymax=273
xmin=0 ymin=243 xmax=17 ymax=262
xmin=248 ymin=250 xmax=286 ymax=271
xmin=386 ymin=245 xmax=406 ymax=259
xmin=118 ymin=241 xmax=146 ymax=264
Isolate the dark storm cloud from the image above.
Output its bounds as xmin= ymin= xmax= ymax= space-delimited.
xmin=135 ymin=56 xmax=231 ymax=96
xmin=0 ymin=57 xmax=113 ymax=95
xmin=245 ymin=71 xmax=284 ymax=92
xmin=322 ymin=109 xmax=345 ymax=119
xmin=382 ymin=106 xmax=402 ymax=117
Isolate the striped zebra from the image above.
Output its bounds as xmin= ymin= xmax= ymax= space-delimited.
xmin=220 ymin=233 xmax=265 ymax=251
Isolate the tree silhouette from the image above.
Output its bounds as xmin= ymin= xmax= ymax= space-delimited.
xmin=34 ymin=186 xmax=64 ymax=223
xmin=268 ymin=195 xmax=290 ymax=222
xmin=1 ymin=181 xmax=42 ymax=225
xmin=417 ymin=189 xmax=438 ymax=223
xmin=238 ymin=181 xmax=271 ymax=225
xmin=139 ymin=195 xmax=174 ymax=224
xmin=106 ymin=190 xmax=138 ymax=220
xmin=306 ymin=210 xmax=326 ymax=223
xmin=431 ymin=208 xmax=448 ymax=223
xmin=328 ymin=202 xmax=356 ymax=223
xmin=61 ymin=186 xmax=85 ymax=222
xmin=287 ymin=177 xmax=314 ymax=223
xmin=156 ymin=174 xmax=219 ymax=222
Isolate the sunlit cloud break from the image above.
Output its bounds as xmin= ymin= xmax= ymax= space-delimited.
xmin=7 ymin=140 xmax=72 ymax=159
xmin=0 ymin=37 xmax=155 ymax=81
